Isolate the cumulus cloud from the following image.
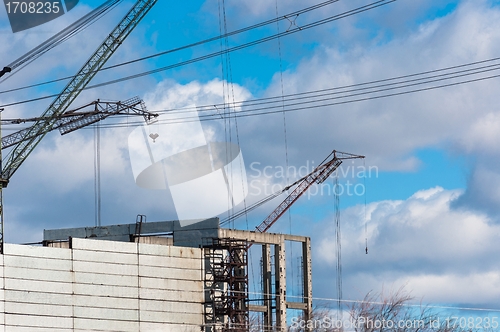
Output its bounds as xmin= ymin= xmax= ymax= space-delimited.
xmin=312 ymin=187 xmax=500 ymax=308
xmin=235 ymin=0 xmax=500 ymax=219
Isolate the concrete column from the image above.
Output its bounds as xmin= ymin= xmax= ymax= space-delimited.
xmin=262 ymin=244 xmax=272 ymax=330
xmin=303 ymin=238 xmax=313 ymax=331
xmin=275 ymin=240 xmax=286 ymax=330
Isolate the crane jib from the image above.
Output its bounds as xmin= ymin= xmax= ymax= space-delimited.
xmin=255 ymin=150 xmax=364 ymax=235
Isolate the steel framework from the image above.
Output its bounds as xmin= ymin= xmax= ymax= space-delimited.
xmin=204 ymin=238 xmax=249 ymax=332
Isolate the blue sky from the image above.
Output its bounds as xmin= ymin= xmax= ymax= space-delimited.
xmin=2 ymin=0 xmax=500 ymax=323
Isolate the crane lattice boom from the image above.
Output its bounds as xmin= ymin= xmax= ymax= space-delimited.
xmin=255 ymin=150 xmax=365 ymax=233
xmin=2 ymin=97 xmax=156 ymax=150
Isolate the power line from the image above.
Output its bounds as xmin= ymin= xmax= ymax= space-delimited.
xmin=4 ymin=55 xmax=497 ymax=133
xmin=206 ymin=289 xmax=500 ymax=313
xmin=100 ymin=55 xmax=500 ymax=119
xmin=0 ymin=0 xmax=397 ymax=107
xmin=69 ymin=57 xmax=500 ymax=130
xmin=0 ymin=0 xmax=340 ymax=95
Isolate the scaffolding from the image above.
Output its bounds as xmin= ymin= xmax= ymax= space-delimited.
xmin=204 ymin=238 xmax=249 ymax=332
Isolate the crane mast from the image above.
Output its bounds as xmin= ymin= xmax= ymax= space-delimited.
xmin=255 ymin=150 xmax=365 ymax=233
xmin=0 ymin=0 xmax=158 ymax=252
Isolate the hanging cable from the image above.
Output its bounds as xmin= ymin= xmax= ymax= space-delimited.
xmin=363 ymin=159 xmax=368 ymax=254
xmin=334 ymin=175 xmax=343 ymax=318
xmin=220 ymin=152 xmax=335 ymax=227
xmin=275 ymin=0 xmax=295 ymax=300
xmin=217 ymin=0 xmax=230 ymax=228
xmin=94 ymin=123 xmax=101 ymax=227
xmin=219 ymin=190 xmax=283 ymax=226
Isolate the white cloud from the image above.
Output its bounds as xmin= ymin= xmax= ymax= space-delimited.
xmin=312 ymin=186 xmax=500 ymax=307
xmin=225 ymin=0 xmax=500 ymax=222
xmin=260 ymin=2 xmax=500 ymax=166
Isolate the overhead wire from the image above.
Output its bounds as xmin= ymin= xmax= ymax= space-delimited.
xmin=94 ymin=123 xmax=101 ymax=227
xmin=199 ymin=284 xmax=500 ymax=313
xmin=77 ymin=55 xmax=500 ymax=121
xmin=363 ymin=159 xmax=368 ymax=254
xmin=164 ymin=59 xmax=500 ymax=121
xmin=210 ymin=52 xmax=498 ymax=224
xmin=0 ymin=0 xmax=123 ymax=83
xmin=0 ymin=0 xmax=397 ymax=107
xmin=0 ymin=0 xmax=340 ymax=94
xmin=48 ymin=57 xmax=500 ymax=131
xmin=4 ymin=56 xmax=500 ymax=134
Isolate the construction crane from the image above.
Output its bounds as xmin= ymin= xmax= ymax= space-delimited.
xmin=220 ymin=150 xmax=364 ymax=331
xmin=0 ymin=0 xmax=158 ymax=252
xmin=1 ymin=97 xmax=156 ymax=149
xmin=255 ymin=150 xmax=365 ymax=233
xmin=251 ymin=150 xmax=364 ymax=331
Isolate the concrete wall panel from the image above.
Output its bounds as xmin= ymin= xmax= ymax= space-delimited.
xmin=4 ymin=266 xmax=72 ymax=283
xmin=0 ymin=240 xmax=205 ymax=331
xmin=5 ymin=290 xmax=73 ymax=306
xmin=73 ymin=294 xmax=138 ymax=310
xmin=72 ymin=249 xmax=137 ymax=265
xmin=4 ymin=255 xmax=71 ymax=271
xmin=141 ymin=310 xmax=202 ymax=325
xmin=1 ymin=326 xmax=72 ymax=332
xmin=3 ymin=244 xmax=71 ymax=260
xmin=71 ymin=237 xmax=138 ymax=253
xmin=5 ymin=314 xmax=73 ymax=329
xmin=5 ymin=301 xmax=73 ymax=317
xmin=139 ymin=255 xmax=200 ymax=269
xmin=140 ymin=277 xmax=202 ymax=292
xmin=139 ymin=265 xmax=201 ymax=280
xmin=72 ymin=260 xmax=138 ymax=276
xmin=140 ymin=299 xmax=203 ymax=314
xmin=140 ymin=288 xmax=201 ymax=302
xmin=74 ymin=306 xmax=139 ymax=321
xmin=4 ymin=278 xmax=72 ymax=294
xmin=139 ymin=322 xmax=202 ymax=332
xmin=139 ymin=243 xmax=201 ymax=259
xmin=73 ymin=283 xmax=138 ymax=298
xmin=73 ymin=317 xmax=139 ymax=332
xmin=73 ymin=271 xmax=138 ymax=287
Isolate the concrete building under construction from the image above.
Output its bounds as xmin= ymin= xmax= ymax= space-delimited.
xmin=0 ymin=217 xmax=312 ymax=331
